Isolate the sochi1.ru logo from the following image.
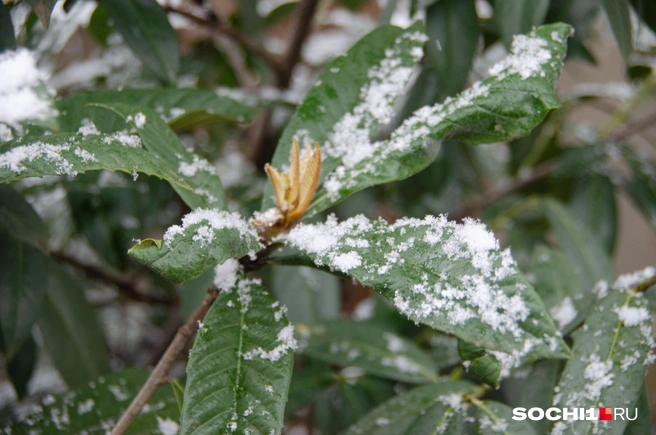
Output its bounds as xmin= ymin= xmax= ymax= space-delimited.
xmin=512 ymin=407 xmax=638 ymax=421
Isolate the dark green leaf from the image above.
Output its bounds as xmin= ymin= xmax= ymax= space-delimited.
xmin=284 ymin=215 xmax=570 ymax=366
xmin=342 ymin=380 xmax=479 ymax=435
xmin=6 ymin=334 xmax=37 ymax=400
xmin=569 ymin=175 xmax=617 ymax=254
xmin=270 ymin=265 xmax=340 ymax=323
xmin=542 ymin=199 xmax=614 ymax=292
xmin=467 ymin=353 xmax=503 ymax=387
xmin=494 ymin=0 xmax=550 ymax=48
xmin=180 ymin=278 xmax=294 ymax=435
xmin=56 ymin=88 xmax=254 ymax=134
xmin=37 ymin=263 xmax=109 ymax=388
xmin=426 ymin=0 xmax=479 ymax=100
xmin=631 ymin=0 xmax=656 ymax=33
xmin=88 ymin=4 xmax=112 ymax=46
xmin=129 ymin=210 xmax=261 ymax=283
xmin=286 ymin=360 xmax=333 ymax=417
xmin=550 ymin=268 xmax=655 ymax=435
xmin=97 ymin=103 xmax=227 ymax=210
xmin=0 ymin=132 xmax=192 ymax=190
xmin=102 ymin=0 xmax=179 ymax=85
xmin=0 ymin=185 xmax=47 ymax=247
xmin=0 ymin=233 xmax=47 ymax=360
xmin=0 ymin=2 xmax=16 ymax=51
xmin=297 ymin=320 xmax=438 ymax=383
xmin=8 ymin=368 xmax=179 ymax=434
xmin=602 ymin=0 xmax=633 ymax=61
xmin=25 ymin=0 xmax=56 ymax=29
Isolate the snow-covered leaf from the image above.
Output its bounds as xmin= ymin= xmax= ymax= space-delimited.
xmin=0 ymin=131 xmax=191 ymax=190
xmin=283 ymin=215 xmax=570 ymax=364
xmin=128 ymin=209 xmax=262 ymax=283
xmin=342 ymin=380 xmax=479 ymax=435
xmin=97 ymin=103 xmax=227 ymax=210
xmin=6 ymin=368 xmax=180 ymax=434
xmin=57 ymin=88 xmax=255 ymax=133
xmin=296 ymin=320 xmax=438 ymax=383
xmin=180 ymin=278 xmax=294 ymax=435
xmin=466 ymin=400 xmax=538 ymax=434
xmin=550 ymin=267 xmax=656 ymax=435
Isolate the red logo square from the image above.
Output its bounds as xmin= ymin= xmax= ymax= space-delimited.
xmin=599 ymin=408 xmax=613 ymax=420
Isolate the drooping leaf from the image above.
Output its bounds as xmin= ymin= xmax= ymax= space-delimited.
xmin=494 ymin=0 xmax=550 ymax=49
xmin=97 ymin=103 xmax=227 ymax=210
xmin=601 ymin=0 xmax=633 ymax=61
xmin=0 ymin=184 xmax=48 ymax=247
xmin=25 ymin=0 xmax=56 ymax=29
xmin=102 ymin=0 xmax=179 ymax=85
xmin=7 ymin=368 xmax=180 ymax=434
xmin=425 ymin=0 xmax=479 ymax=100
xmin=296 ymin=320 xmax=438 ymax=383
xmin=284 ymin=215 xmax=570 ymax=365
xmin=466 ymin=400 xmax=538 ymax=434
xmin=0 ymin=132 xmax=192 ymax=190
xmin=542 ymin=198 xmax=614 ymax=292
xmin=37 ymin=263 xmax=109 ymax=388
xmin=56 ymin=88 xmax=255 ymax=133
xmin=0 ymin=233 xmax=47 ymax=360
xmin=342 ymin=380 xmax=479 ymax=435
xmin=180 ymin=278 xmax=295 ymax=435
xmin=550 ymin=268 xmax=656 ymax=435
xmin=569 ymin=175 xmax=618 ymax=254
xmin=129 ymin=209 xmax=262 ymax=283
xmin=6 ymin=334 xmax=37 ymax=400
xmin=271 ymin=23 xmax=571 ymax=217
xmin=270 ymin=265 xmax=340 ymax=323
xmin=0 ymin=2 xmax=17 ymax=51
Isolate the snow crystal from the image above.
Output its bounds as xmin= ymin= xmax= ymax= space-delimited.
xmin=162 ymin=209 xmax=260 ymax=249
xmin=214 ymin=258 xmax=240 ymax=291
xmin=583 ymin=356 xmax=614 ymax=400
xmin=178 ymin=155 xmax=217 ymax=177
xmin=126 ymin=112 xmax=146 ymax=128
xmin=78 ymin=118 xmax=100 ymax=136
xmin=488 ymin=34 xmax=551 ymax=80
xmin=242 ymin=324 xmax=297 ymax=362
xmin=103 ymin=131 xmax=142 ymax=148
xmin=74 ymin=147 xmax=97 ymax=163
xmin=332 ymin=251 xmax=362 ymax=272
xmin=620 ymin=350 xmax=641 ymax=372
xmin=156 ymin=416 xmax=179 ymax=435
xmin=615 ymin=305 xmax=650 ymax=327
xmin=0 ymin=49 xmax=55 ymax=126
xmin=0 ymin=143 xmax=74 ymax=175
xmin=550 ymin=297 xmax=577 ymax=329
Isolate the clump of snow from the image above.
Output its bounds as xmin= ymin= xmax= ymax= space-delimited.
xmin=76 ymin=398 xmax=94 ymax=415
xmin=0 ymin=143 xmax=74 ymax=175
xmin=383 ymin=332 xmax=405 ymax=352
xmin=352 ymin=298 xmax=375 ymax=321
xmin=126 ymin=112 xmax=146 ymax=128
xmin=488 ymin=34 xmax=551 ymax=80
xmin=0 ymin=49 xmax=56 ymax=126
xmin=156 ymin=416 xmax=179 ymax=435
xmin=103 ymin=131 xmax=142 ymax=148
xmin=615 ymin=305 xmax=651 ymax=327
xmin=213 ymin=258 xmax=240 ymax=291
xmin=74 ymin=147 xmax=97 ymax=163
xmin=242 ymin=324 xmax=298 ymax=362
xmin=162 ymin=209 xmax=261 ymax=249
xmin=178 ymin=155 xmax=218 ymax=177
xmin=0 ymin=124 xmax=13 ymax=142
xmin=583 ymin=356 xmax=614 ymax=400
xmin=613 ymin=266 xmax=656 ymax=291
xmin=550 ymin=297 xmax=577 ymax=329
xmin=78 ymin=118 xmax=100 ymax=136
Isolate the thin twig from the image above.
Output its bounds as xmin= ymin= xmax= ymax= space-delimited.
xmin=213 ymin=33 xmax=258 ymax=90
xmin=635 ymin=275 xmax=656 ymax=293
xmin=606 ymin=109 xmax=656 ymax=143
xmin=50 ymin=251 xmax=176 ymax=305
xmin=110 ymin=287 xmax=220 ymax=435
xmin=275 ymin=0 xmax=319 ymax=88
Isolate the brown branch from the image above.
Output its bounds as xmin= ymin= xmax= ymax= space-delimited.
xmin=275 ymin=0 xmax=319 ymax=88
xmin=110 ymin=287 xmax=220 ymax=435
xmin=606 ymin=110 xmax=656 ymax=143
xmin=635 ymin=275 xmax=656 ymax=293
xmin=50 ymin=251 xmax=176 ymax=305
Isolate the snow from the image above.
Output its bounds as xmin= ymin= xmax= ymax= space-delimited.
xmin=375 ymin=418 xmax=390 ymax=426
xmin=488 ymin=34 xmax=551 ymax=80
xmin=156 ymin=416 xmax=179 ymax=435
xmin=213 ymin=258 xmax=240 ymax=291
xmin=583 ymin=356 xmax=614 ymax=399
xmin=383 ymin=332 xmax=405 ymax=352
xmin=74 ymin=147 xmax=97 ymax=163
xmin=178 ymin=155 xmax=218 ymax=177
xmin=550 ymin=297 xmax=577 ymax=329
xmin=352 ymin=298 xmax=375 ymax=321
xmin=242 ymin=324 xmax=298 ymax=362
xmin=126 ymin=112 xmax=146 ymax=128
xmin=381 ymin=355 xmax=420 ymax=374
xmin=78 ymin=118 xmax=100 ymax=136
xmin=438 ymin=393 xmax=463 ymax=410
xmin=613 ymin=266 xmax=656 ymax=291
xmin=0 ymin=143 xmax=74 ymax=175
xmin=0 ymin=49 xmax=56 ymax=126
xmin=76 ymin=398 xmax=94 ymax=415
xmin=615 ymin=305 xmax=651 ymax=327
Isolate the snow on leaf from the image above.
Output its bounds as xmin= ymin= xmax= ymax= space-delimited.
xmin=282 ymin=214 xmax=569 ymax=361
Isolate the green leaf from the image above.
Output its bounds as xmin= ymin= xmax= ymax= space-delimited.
xmin=342 ymin=380 xmax=479 ymax=435
xmin=549 ymin=268 xmax=656 ymax=435
xmin=270 ymin=265 xmax=340 ymax=323
xmin=0 ymin=185 xmax=47 ymax=247
xmin=494 ymin=0 xmax=550 ymax=49
xmin=284 ymin=215 xmax=570 ymax=368
xmin=56 ymin=88 xmax=255 ymax=133
xmin=426 ymin=0 xmax=479 ymax=100
xmin=530 ymin=245 xmax=586 ymax=334
xmin=602 ymin=0 xmax=633 ymax=61
xmin=542 ymin=198 xmax=615 ymax=292
xmin=296 ymin=320 xmax=438 ymax=383
xmin=102 ymin=0 xmax=179 ymax=85
xmin=6 ymin=334 xmax=37 ymax=400
xmin=286 ymin=360 xmax=333 ymax=417
xmin=97 ymin=103 xmax=227 ymax=210
xmin=621 ymin=148 xmax=656 ymax=233
xmin=25 ymin=0 xmax=56 ymax=29
xmin=631 ymin=0 xmax=656 ymax=33
xmin=467 ymin=400 xmax=538 ymax=434
xmin=0 ymin=132 xmax=192 ymax=190
xmin=37 ymin=263 xmax=109 ymax=388
xmin=569 ymin=175 xmax=618 ymax=254
xmin=0 ymin=233 xmax=47 ymax=360
xmin=129 ymin=210 xmax=261 ymax=283
xmin=180 ymin=278 xmax=294 ymax=435
xmin=0 ymin=2 xmax=17 ymax=51
xmin=262 ymin=22 xmax=428 ymax=213
xmin=293 ymin=24 xmax=570 ymax=216
xmin=8 ymin=368 xmax=180 ymax=434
